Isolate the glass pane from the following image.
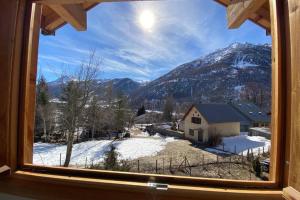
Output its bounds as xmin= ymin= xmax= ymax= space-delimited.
xmin=34 ymin=0 xmax=272 ymax=181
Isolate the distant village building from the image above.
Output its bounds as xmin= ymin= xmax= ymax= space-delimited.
xmin=134 ymin=111 xmax=163 ymax=124
xmin=182 ymin=104 xmax=248 ymax=143
xmin=230 ymin=102 xmax=270 ymax=131
xmin=249 ymin=127 xmax=271 ymax=139
xmin=182 ymin=103 xmax=271 ymax=143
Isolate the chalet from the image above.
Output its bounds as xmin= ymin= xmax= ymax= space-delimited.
xmin=183 ymin=104 xmax=248 ymax=143
xmin=230 ymin=102 xmax=270 ymax=131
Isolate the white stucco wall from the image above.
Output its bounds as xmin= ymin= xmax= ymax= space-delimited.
xmin=184 ymin=107 xmax=208 ymax=142
xmin=184 ymin=107 xmax=241 ymax=143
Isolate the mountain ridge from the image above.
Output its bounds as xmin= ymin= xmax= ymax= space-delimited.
xmin=47 ymin=42 xmax=272 ymax=109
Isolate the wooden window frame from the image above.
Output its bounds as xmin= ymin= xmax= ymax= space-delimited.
xmin=2 ymin=0 xmax=288 ymax=198
xmin=189 ymin=129 xmax=195 ymax=136
xmin=192 ymin=117 xmax=202 ymax=124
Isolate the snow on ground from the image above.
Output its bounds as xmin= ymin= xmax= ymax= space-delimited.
xmin=136 ymin=131 xmax=150 ymax=137
xmin=240 ymin=132 xmax=249 ymax=136
xmin=157 ymin=124 xmax=172 ymax=129
xmin=206 ymin=135 xmax=270 ymax=156
xmin=135 ymin=124 xmax=152 ymax=129
xmin=249 ymin=127 xmax=271 ymax=134
xmin=33 ymin=136 xmax=176 ymax=167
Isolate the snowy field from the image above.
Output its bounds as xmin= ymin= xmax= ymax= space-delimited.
xmin=33 ymin=136 xmax=176 ymax=167
xmin=206 ymin=135 xmax=270 ymax=156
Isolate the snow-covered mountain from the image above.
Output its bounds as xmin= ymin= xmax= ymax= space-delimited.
xmin=47 ymin=43 xmax=272 ymax=108
xmin=130 ymin=43 xmax=272 ymax=106
xmin=48 ymin=77 xmax=142 ymax=99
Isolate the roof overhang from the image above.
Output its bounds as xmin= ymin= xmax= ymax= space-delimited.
xmin=214 ymin=0 xmax=270 ymax=34
xmin=34 ymin=0 xmax=270 ymax=35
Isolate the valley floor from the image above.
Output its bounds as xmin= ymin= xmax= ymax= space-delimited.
xmin=33 ymin=127 xmax=270 ymax=180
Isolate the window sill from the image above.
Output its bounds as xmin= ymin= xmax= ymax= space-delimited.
xmin=0 ymin=170 xmax=283 ymax=200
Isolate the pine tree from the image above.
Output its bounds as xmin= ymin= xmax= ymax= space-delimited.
xmin=104 ymin=145 xmax=118 ymax=170
xmin=163 ymin=96 xmax=174 ymax=121
xmin=137 ymin=105 xmax=146 ymax=116
xmin=36 ymin=75 xmax=50 ymax=142
xmin=114 ymin=93 xmax=127 ymax=132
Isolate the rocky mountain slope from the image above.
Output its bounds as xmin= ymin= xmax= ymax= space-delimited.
xmin=48 ymin=43 xmax=272 ymax=108
xmin=131 ymin=43 xmax=271 ymax=107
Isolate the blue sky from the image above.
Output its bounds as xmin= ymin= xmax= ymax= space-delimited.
xmin=38 ymin=0 xmax=271 ymax=82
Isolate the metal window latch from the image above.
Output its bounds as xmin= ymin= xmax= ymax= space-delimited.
xmin=148 ymin=182 xmax=169 ymax=191
xmin=0 ymin=165 xmax=11 ymax=178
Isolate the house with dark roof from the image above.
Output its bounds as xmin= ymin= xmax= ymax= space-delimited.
xmin=182 ymin=104 xmax=248 ymax=143
xmin=230 ymin=102 xmax=270 ymax=131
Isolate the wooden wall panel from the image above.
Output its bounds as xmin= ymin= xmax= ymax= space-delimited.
xmin=286 ymin=0 xmax=300 ymax=191
xmin=0 ymin=0 xmax=27 ymax=171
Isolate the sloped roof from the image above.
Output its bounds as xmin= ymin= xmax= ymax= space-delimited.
xmin=194 ymin=104 xmax=250 ymax=124
xmin=230 ymin=102 xmax=270 ymax=123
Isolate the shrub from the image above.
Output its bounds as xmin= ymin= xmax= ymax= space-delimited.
xmin=104 ymin=145 xmax=119 ymax=170
xmin=252 ymin=157 xmax=262 ymax=177
xmin=101 ymin=144 xmax=131 ymax=171
xmin=207 ymin=133 xmax=223 ymax=147
xmin=124 ymin=132 xmax=130 ymax=138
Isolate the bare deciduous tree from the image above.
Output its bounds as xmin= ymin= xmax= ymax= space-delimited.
xmin=60 ymin=51 xmax=100 ymax=167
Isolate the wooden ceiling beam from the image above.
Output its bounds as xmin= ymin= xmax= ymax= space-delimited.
xmin=47 ymin=3 xmax=87 ymax=31
xmin=34 ymin=0 xmax=147 ymax=4
xmin=41 ymin=2 xmax=97 ymax=35
xmin=227 ymin=0 xmax=268 ymax=29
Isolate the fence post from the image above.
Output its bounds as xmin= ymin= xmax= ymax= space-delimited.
xmin=60 ymin=153 xmax=62 ymax=167
xmin=169 ymin=158 xmax=172 ymax=172
xmin=241 ymin=154 xmax=244 ymax=168
xmin=234 ymin=145 xmax=237 ymax=154
xmin=163 ymin=158 xmax=165 ymax=174
xmin=229 ymin=156 xmax=231 ymax=173
xmin=85 ymin=157 xmax=87 ymax=168
xmin=156 ymin=160 xmax=158 ymax=174
xmin=138 ymin=160 xmax=140 ymax=173
xmin=247 ymin=148 xmax=250 ymax=160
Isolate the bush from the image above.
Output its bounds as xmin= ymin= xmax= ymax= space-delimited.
xmin=252 ymin=157 xmax=262 ymax=177
xmin=207 ymin=133 xmax=222 ymax=147
xmin=104 ymin=145 xmax=118 ymax=170
xmin=101 ymin=144 xmax=131 ymax=171
xmin=124 ymin=132 xmax=130 ymax=138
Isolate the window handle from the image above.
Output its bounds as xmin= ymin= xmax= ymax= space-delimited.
xmin=148 ymin=182 xmax=169 ymax=191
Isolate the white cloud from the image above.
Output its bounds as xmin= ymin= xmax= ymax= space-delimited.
xmin=38 ymin=0 xmax=270 ymax=81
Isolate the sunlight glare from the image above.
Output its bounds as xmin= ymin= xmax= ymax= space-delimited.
xmin=139 ymin=10 xmax=155 ymax=31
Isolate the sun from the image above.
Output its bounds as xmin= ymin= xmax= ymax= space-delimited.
xmin=139 ymin=10 xmax=155 ymax=31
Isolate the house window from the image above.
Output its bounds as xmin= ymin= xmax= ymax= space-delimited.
xmin=189 ymin=129 xmax=194 ymax=136
xmin=192 ymin=117 xmax=201 ymax=124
